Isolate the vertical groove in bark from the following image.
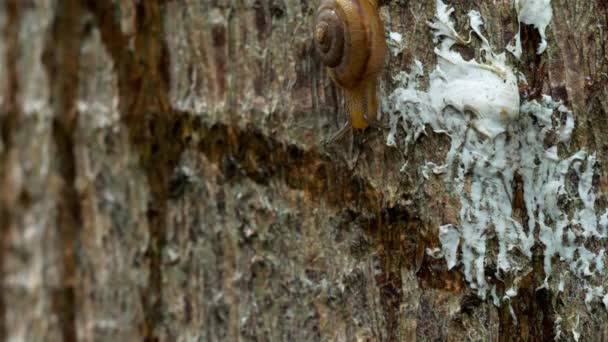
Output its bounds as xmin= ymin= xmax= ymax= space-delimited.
xmin=87 ymin=1 xmax=183 ymax=339
xmin=0 ymin=1 xmax=21 ymax=340
xmin=42 ymin=0 xmax=85 ymax=341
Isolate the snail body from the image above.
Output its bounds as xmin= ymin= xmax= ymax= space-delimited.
xmin=315 ymin=0 xmax=387 ymax=129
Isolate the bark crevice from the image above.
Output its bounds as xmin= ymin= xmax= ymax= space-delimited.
xmin=0 ymin=1 xmax=22 ymax=340
xmin=87 ymin=1 xmax=181 ymax=339
xmin=42 ymin=0 xmax=86 ymax=340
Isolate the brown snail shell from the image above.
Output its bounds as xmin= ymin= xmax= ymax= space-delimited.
xmin=314 ymin=0 xmax=387 ymax=129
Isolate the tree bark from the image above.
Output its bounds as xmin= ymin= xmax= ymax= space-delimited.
xmin=1 ymin=0 xmax=607 ymax=341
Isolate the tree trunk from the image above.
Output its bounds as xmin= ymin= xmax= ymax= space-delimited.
xmin=1 ymin=0 xmax=607 ymax=341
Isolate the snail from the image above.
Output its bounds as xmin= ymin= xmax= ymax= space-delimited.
xmin=314 ymin=0 xmax=387 ymax=140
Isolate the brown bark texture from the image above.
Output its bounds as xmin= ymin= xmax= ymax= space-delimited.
xmin=1 ymin=0 xmax=607 ymax=341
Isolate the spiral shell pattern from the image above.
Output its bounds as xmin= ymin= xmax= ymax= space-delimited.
xmin=314 ymin=0 xmax=387 ymax=129
xmin=314 ymin=3 xmax=345 ymax=68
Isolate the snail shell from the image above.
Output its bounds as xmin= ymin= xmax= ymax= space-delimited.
xmin=314 ymin=0 xmax=387 ymax=129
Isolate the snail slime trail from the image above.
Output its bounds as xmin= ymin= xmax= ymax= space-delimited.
xmin=314 ymin=0 xmax=387 ymax=140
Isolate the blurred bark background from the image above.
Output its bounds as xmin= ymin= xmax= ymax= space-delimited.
xmin=1 ymin=0 xmax=607 ymax=341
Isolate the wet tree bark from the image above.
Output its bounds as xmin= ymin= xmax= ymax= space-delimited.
xmin=1 ymin=0 xmax=607 ymax=341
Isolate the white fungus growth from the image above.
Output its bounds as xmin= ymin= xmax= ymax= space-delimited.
xmin=507 ymin=0 xmax=554 ymax=58
xmin=572 ymin=315 xmax=581 ymax=341
xmin=439 ymin=224 xmax=459 ymax=269
xmin=427 ymin=0 xmax=467 ymax=47
xmin=387 ymin=31 xmax=407 ymax=56
xmin=386 ymin=0 xmax=607 ymax=311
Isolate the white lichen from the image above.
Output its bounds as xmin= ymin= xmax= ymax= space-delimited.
xmin=387 ymin=0 xmax=608 ymax=310
xmin=554 ymin=315 xmax=563 ymax=340
xmin=572 ymin=315 xmax=581 ymax=341
xmin=439 ymin=224 xmax=459 ymax=269
xmin=387 ymin=0 xmax=522 ymax=297
xmin=507 ymin=0 xmax=553 ymax=58
xmin=388 ymin=31 xmax=407 ymax=56
xmin=427 ymin=0 xmax=467 ymax=48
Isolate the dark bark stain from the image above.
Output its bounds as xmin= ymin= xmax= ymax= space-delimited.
xmin=86 ymin=1 xmax=185 ymax=340
xmin=253 ymin=0 xmax=269 ymax=41
xmin=42 ymin=0 xmax=86 ymax=341
xmin=364 ymin=209 xmax=410 ymax=341
xmin=211 ymin=21 xmax=227 ymax=97
xmin=190 ymin=121 xmax=469 ymax=339
xmin=551 ymin=85 xmax=569 ymax=103
xmin=196 ymin=124 xmax=386 ymax=214
xmin=518 ymin=24 xmax=546 ymax=101
xmin=0 ymin=1 xmax=22 ymax=340
xmin=498 ymin=260 xmax=555 ymax=341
